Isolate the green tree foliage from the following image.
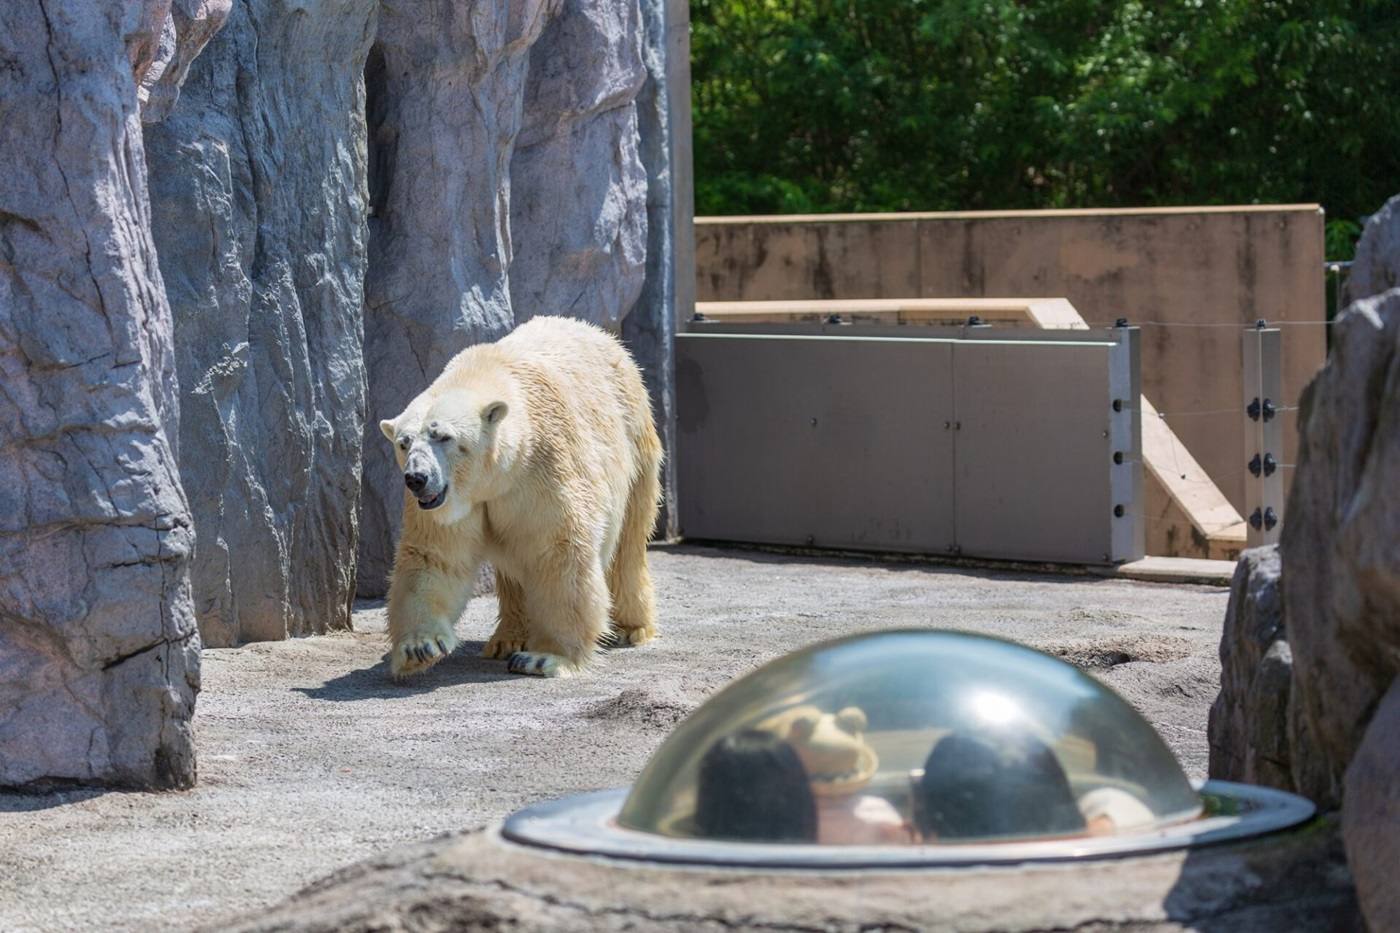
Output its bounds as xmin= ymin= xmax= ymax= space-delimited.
xmin=691 ymin=0 xmax=1400 ymax=256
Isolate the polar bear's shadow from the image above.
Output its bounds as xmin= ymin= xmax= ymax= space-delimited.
xmin=295 ymin=640 xmax=515 ymax=701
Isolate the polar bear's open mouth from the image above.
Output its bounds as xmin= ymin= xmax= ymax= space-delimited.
xmin=417 ymin=488 xmax=447 ymax=510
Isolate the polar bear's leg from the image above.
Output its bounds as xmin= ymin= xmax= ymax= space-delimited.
xmin=607 ymin=423 xmax=662 ymax=647
xmin=506 ymin=551 xmax=609 ymax=678
xmin=482 ymin=570 xmax=530 ymax=659
xmin=386 ymin=553 xmax=472 ymax=679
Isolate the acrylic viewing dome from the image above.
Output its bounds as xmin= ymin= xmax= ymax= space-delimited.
xmin=618 ymin=629 xmax=1200 ymax=844
xmin=503 ymin=630 xmax=1315 ymax=867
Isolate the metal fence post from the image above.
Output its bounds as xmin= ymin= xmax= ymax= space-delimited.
xmin=1242 ymin=325 xmax=1284 ymax=547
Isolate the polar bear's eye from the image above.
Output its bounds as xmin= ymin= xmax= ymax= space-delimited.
xmin=397 ymin=437 xmax=410 ymax=451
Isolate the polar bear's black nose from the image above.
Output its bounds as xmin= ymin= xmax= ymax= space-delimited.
xmin=404 ymin=471 xmax=428 ymax=494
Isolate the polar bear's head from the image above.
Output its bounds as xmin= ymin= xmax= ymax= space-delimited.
xmin=380 ymin=386 xmax=514 ymax=523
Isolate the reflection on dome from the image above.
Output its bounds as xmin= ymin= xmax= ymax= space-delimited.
xmin=618 ymin=629 xmax=1203 ymax=845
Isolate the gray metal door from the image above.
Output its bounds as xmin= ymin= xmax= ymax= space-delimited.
xmin=952 ymin=340 xmax=1114 ymax=563
xmin=677 ymin=334 xmax=956 ymax=552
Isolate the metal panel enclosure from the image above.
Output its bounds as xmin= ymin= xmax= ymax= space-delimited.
xmin=677 ymin=335 xmax=956 ymax=552
xmin=676 ymin=329 xmax=1142 ymax=565
xmin=952 ymin=340 xmax=1115 ymax=562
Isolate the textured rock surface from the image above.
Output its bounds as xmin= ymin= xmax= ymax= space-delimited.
xmin=622 ymin=0 xmax=691 ymax=537
xmin=144 ymin=0 xmax=377 ymax=646
xmin=0 ymin=0 xmax=199 ymax=787
xmin=136 ymin=0 xmax=231 ymax=123
xmin=1344 ymin=194 xmax=1400 ymax=304
xmin=357 ymin=0 xmax=662 ymax=594
xmin=222 ymin=821 xmax=1357 ymax=933
xmin=1207 ymin=546 xmax=1295 ymax=789
xmin=508 ymin=0 xmax=648 ymax=328
xmin=1344 ymin=677 xmax=1400 ymax=933
xmin=1281 ymin=288 xmax=1400 ymax=806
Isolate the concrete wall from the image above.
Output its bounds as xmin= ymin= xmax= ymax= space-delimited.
xmin=694 ymin=207 xmax=1327 ymax=516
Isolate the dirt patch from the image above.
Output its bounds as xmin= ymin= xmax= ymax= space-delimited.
xmin=1043 ymin=634 xmax=1196 ymax=670
xmin=583 ymin=688 xmax=695 ymax=730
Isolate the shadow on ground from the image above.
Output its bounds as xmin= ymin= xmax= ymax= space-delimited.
xmin=294 ymin=640 xmax=515 ymax=701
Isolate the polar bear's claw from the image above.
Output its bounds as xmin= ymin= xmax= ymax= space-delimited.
xmin=506 ymin=651 xmax=570 ymax=678
xmin=390 ymin=631 xmax=458 ymax=679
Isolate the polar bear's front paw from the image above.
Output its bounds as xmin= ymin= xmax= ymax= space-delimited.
xmin=505 ymin=651 xmax=573 ymax=678
xmin=389 ymin=630 xmax=459 ymax=679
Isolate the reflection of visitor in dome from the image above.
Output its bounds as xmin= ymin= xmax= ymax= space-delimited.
xmin=694 ymin=730 xmax=817 ymax=842
xmin=757 ymin=705 xmax=911 ymax=844
xmin=914 ymin=730 xmax=1086 ymax=841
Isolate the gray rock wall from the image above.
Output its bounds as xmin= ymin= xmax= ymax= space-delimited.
xmin=1281 ymin=288 xmax=1400 ymax=806
xmin=1206 ymin=546 xmax=1294 ymax=789
xmin=1 ymin=0 xmax=200 ymax=788
xmin=144 ymin=0 xmax=378 ymax=646
xmin=623 ymin=0 xmax=692 ymax=538
xmin=357 ymin=0 xmax=680 ymax=595
xmin=1344 ymin=194 xmax=1400 ymax=305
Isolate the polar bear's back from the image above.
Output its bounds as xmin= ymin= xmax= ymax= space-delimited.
xmin=494 ymin=316 xmax=655 ymax=470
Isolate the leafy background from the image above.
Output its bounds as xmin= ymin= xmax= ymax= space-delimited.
xmin=691 ymin=0 xmax=1400 ymax=259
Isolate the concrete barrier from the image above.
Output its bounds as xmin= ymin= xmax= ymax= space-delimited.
xmin=694 ymin=206 xmax=1327 ymax=521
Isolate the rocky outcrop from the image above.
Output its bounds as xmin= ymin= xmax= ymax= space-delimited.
xmin=1211 ymin=201 xmax=1400 ymax=929
xmin=1 ymin=0 xmax=200 ymax=787
xmin=623 ymin=0 xmax=691 ymax=537
xmin=508 ymin=0 xmax=649 ymax=329
xmin=1344 ymin=194 xmax=1400 ymax=304
xmin=137 ymin=0 xmax=232 ymax=123
xmin=1207 ymin=547 xmax=1295 ymax=789
xmin=143 ymin=0 xmax=378 ymax=645
xmin=357 ymin=0 xmax=665 ymax=595
xmin=220 ymin=821 xmax=1359 ymax=932
xmin=1280 ymin=288 xmax=1400 ymax=807
xmin=1343 ymin=677 xmax=1400 ymax=933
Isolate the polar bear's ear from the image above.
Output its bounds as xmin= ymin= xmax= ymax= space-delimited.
xmin=379 ymin=419 xmax=397 ymax=442
xmin=482 ymin=401 xmax=508 ymax=425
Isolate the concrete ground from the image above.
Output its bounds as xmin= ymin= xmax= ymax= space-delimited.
xmin=0 ymin=546 xmax=1230 ymax=933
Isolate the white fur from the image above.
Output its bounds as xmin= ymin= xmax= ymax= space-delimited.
xmin=379 ymin=317 xmax=662 ymax=679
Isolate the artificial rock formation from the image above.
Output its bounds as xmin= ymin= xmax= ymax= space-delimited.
xmin=1 ymin=0 xmax=200 ymax=787
xmin=1343 ymin=677 xmax=1400 ymax=933
xmin=1206 ymin=546 xmax=1294 ymax=790
xmin=1344 ymin=194 xmax=1400 ymax=304
xmin=137 ymin=0 xmax=232 ymax=123
xmin=357 ymin=0 xmax=668 ymax=595
xmin=1280 ymin=287 xmax=1400 ymax=807
xmin=144 ymin=0 xmax=378 ymax=645
xmin=223 ymin=822 xmax=1358 ymax=932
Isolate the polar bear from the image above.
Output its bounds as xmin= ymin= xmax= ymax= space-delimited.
xmin=378 ymin=316 xmax=662 ymax=679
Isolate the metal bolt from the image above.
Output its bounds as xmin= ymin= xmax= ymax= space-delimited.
xmin=1249 ymin=453 xmax=1262 ymax=477
xmin=1113 ymin=505 xmax=1125 ymax=517
xmin=1112 ymin=399 xmax=1123 ymax=412
xmin=1114 ymin=317 xmax=1129 ymax=328
xmin=1263 ymin=453 xmax=1277 ymax=476
xmin=1262 ymin=399 xmax=1276 ymax=422
xmin=1249 ymin=508 xmax=1263 ymax=530
xmin=1263 ymin=507 xmax=1278 ymax=531
xmin=1113 ymin=451 xmax=1124 ymax=465
xmin=1247 ymin=397 xmax=1261 ymax=421
xmin=810 ymin=417 xmax=818 ymax=427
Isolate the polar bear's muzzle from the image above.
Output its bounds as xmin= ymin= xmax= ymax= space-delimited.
xmin=404 ymin=462 xmax=448 ymax=511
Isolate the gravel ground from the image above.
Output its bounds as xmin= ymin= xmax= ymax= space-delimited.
xmin=0 ymin=545 xmax=1229 ymax=932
